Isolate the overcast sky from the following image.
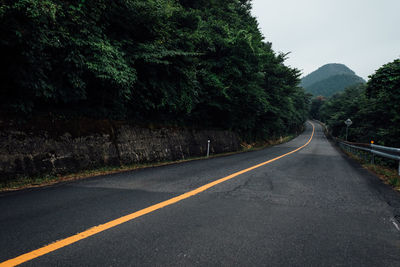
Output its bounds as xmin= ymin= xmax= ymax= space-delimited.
xmin=251 ymin=0 xmax=400 ymax=80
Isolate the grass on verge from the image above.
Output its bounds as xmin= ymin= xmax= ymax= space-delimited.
xmin=0 ymin=134 xmax=297 ymax=192
xmin=342 ymin=150 xmax=400 ymax=191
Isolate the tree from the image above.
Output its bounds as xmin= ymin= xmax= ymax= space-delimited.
xmin=0 ymin=0 xmax=310 ymax=141
xmin=318 ymin=58 xmax=400 ymax=146
xmin=309 ymin=96 xmax=325 ymax=120
xmin=365 ymin=59 xmax=400 ymax=146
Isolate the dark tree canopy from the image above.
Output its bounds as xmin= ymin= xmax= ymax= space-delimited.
xmin=0 ymin=0 xmax=310 ymax=141
xmin=315 ymin=58 xmax=400 ymax=147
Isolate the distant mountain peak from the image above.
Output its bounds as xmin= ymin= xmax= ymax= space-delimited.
xmin=317 ymin=63 xmax=355 ymax=76
xmin=301 ymin=63 xmax=365 ymax=97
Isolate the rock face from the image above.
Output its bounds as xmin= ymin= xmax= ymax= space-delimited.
xmin=0 ymin=124 xmax=240 ymax=182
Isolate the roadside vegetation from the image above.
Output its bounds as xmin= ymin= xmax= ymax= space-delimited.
xmin=0 ymin=0 xmax=310 ymax=142
xmin=342 ymin=149 xmax=400 ymax=191
xmin=311 ymin=58 xmax=400 ymax=146
xmin=312 ymin=58 xmax=400 ymax=188
xmin=0 ymin=132 xmax=299 ymax=192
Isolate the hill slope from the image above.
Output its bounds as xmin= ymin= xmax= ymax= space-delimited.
xmin=301 ymin=64 xmax=365 ymax=96
xmin=306 ymin=74 xmax=365 ymax=97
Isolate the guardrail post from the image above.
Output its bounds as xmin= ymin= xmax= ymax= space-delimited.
xmin=398 ymin=160 xmax=400 ymax=176
xmin=371 ymin=154 xmax=374 ymax=165
xmin=207 ymin=140 xmax=210 ymax=157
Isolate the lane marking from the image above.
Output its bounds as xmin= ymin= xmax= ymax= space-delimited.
xmin=1 ymin=122 xmax=315 ymax=266
xmin=390 ymin=218 xmax=400 ymax=232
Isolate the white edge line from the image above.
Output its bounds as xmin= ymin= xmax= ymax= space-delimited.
xmin=390 ymin=217 xmax=400 ymax=232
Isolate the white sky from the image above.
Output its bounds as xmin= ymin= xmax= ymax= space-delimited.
xmin=251 ymin=0 xmax=400 ymax=80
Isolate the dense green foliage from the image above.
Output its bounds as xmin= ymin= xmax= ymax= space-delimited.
xmin=309 ymin=96 xmax=325 ymax=120
xmin=301 ymin=63 xmax=355 ymax=88
xmin=301 ymin=63 xmax=365 ymax=97
xmin=314 ymin=59 xmax=400 ymax=147
xmin=0 ymin=0 xmax=310 ymax=140
xmin=306 ymin=74 xmax=365 ymax=97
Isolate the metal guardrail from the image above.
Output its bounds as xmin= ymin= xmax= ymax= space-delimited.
xmin=337 ymin=140 xmax=400 ymax=175
xmin=315 ymin=120 xmax=400 ymax=175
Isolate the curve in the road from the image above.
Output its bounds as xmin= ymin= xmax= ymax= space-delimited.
xmin=0 ymin=122 xmax=315 ymax=267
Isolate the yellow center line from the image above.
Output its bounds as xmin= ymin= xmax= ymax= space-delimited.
xmin=1 ymin=122 xmax=315 ymax=267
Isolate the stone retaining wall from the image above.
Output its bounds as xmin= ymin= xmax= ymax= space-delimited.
xmin=0 ymin=124 xmax=240 ymax=181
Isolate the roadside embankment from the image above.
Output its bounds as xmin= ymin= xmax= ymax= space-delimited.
xmin=0 ymin=119 xmax=240 ymax=185
xmin=316 ymin=120 xmax=400 ymax=191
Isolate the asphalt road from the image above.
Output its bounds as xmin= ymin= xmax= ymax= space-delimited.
xmin=1 ymin=122 xmax=400 ymax=266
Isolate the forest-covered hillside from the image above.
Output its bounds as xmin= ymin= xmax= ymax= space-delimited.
xmin=301 ymin=63 xmax=355 ymax=88
xmin=311 ymin=58 xmax=400 ymax=147
xmin=0 ymin=0 xmax=310 ymax=141
xmin=301 ymin=64 xmax=365 ymax=97
xmin=305 ymin=74 xmax=365 ymax=97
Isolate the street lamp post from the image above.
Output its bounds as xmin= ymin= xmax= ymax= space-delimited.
xmin=344 ymin=118 xmax=352 ymax=141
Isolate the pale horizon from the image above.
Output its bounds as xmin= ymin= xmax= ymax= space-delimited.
xmin=251 ymin=0 xmax=400 ymax=80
